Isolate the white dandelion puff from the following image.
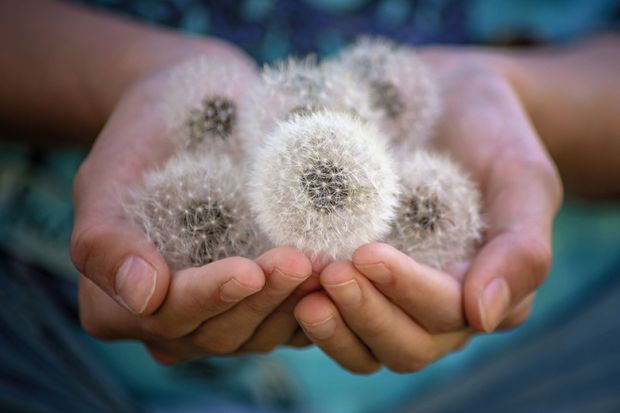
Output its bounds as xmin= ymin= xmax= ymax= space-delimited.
xmin=125 ymin=152 xmax=267 ymax=271
xmin=248 ymin=111 xmax=400 ymax=260
xmin=336 ymin=37 xmax=442 ymax=148
xmin=240 ymin=56 xmax=379 ymax=150
xmin=388 ymin=150 xmax=484 ymax=269
xmin=158 ymin=56 xmax=258 ymax=158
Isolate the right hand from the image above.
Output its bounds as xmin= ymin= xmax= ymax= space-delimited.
xmin=70 ymin=45 xmax=315 ymax=363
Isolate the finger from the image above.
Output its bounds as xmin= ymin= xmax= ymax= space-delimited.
xmin=70 ymin=211 xmax=171 ymax=316
xmin=79 ymin=275 xmax=143 ymax=340
xmin=353 ymin=243 xmax=465 ymax=333
xmin=295 ymin=292 xmax=381 ymax=374
xmin=432 ymin=328 xmax=474 ymax=358
xmin=79 ymin=258 xmax=265 ymax=341
xmin=321 ymin=261 xmax=441 ymax=373
xmin=83 ymin=262 xmax=283 ymax=364
xmin=191 ymin=247 xmax=312 ymax=354
xmin=143 ymin=257 xmax=265 ymax=339
xmin=240 ymin=274 xmax=320 ymax=353
xmin=237 ymin=308 xmax=298 ymax=354
xmin=463 ymin=160 xmax=559 ymax=332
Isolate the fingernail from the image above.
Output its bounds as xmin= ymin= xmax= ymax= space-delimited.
xmin=115 ymin=256 xmax=157 ymax=315
xmin=355 ymin=263 xmax=391 ymax=283
xmin=220 ymin=278 xmax=261 ymax=302
xmin=478 ymin=277 xmax=511 ymax=332
xmin=301 ymin=317 xmax=336 ymax=340
xmin=325 ymin=279 xmax=362 ymax=308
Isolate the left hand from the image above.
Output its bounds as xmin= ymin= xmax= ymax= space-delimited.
xmin=294 ymin=48 xmax=563 ymax=374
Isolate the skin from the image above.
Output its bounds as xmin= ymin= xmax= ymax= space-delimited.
xmin=295 ymin=40 xmax=620 ymax=372
xmin=295 ymin=51 xmax=562 ymax=372
xmin=1 ymin=0 xmax=619 ymax=371
xmin=69 ymin=51 xmax=322 ymax=361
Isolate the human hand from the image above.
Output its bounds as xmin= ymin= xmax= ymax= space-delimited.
xmin=71 ymin=44 xmax=316 ymax=362
xmin=295 ymin=48 xmax=562 ymax=373
xmin=79 ymin=247 xmax=315 ymax=363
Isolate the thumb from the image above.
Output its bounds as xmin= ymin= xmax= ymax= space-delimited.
xmin=71 ymin=210 xmax=171 ymax=315
xmin=463 ymin=230 xmax=552 ymax=332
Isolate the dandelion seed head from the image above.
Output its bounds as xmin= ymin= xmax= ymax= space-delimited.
xmin=248 ymin=111 xmax=400 ymax=260
xmin=388 ymin=150 xmax=484 ymax=269
xmin=125 ymin=152 xmax=267 ymax=271
xmin=158 ymin=56 xmax=257 ymax=158
xmin=240 ymin=57 xmax=379 ymax=151
xmin=337 ymin=37 xmax=442 ymax=149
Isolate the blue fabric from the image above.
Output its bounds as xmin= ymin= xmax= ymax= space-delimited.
xmin=467 ymin=0 xmax=619 ymax=42
xmin=0 ymin=253 xmax=293 ymax=413
xmin=407 ymin=261 xmax=620 ymax=413
xmin=79 ymin=0 xmax=620 ymax=65
xmin=0 ymin=254 xmax=136 ymax=413
xmin=0 ymin=144 xmax=81 ymax=280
